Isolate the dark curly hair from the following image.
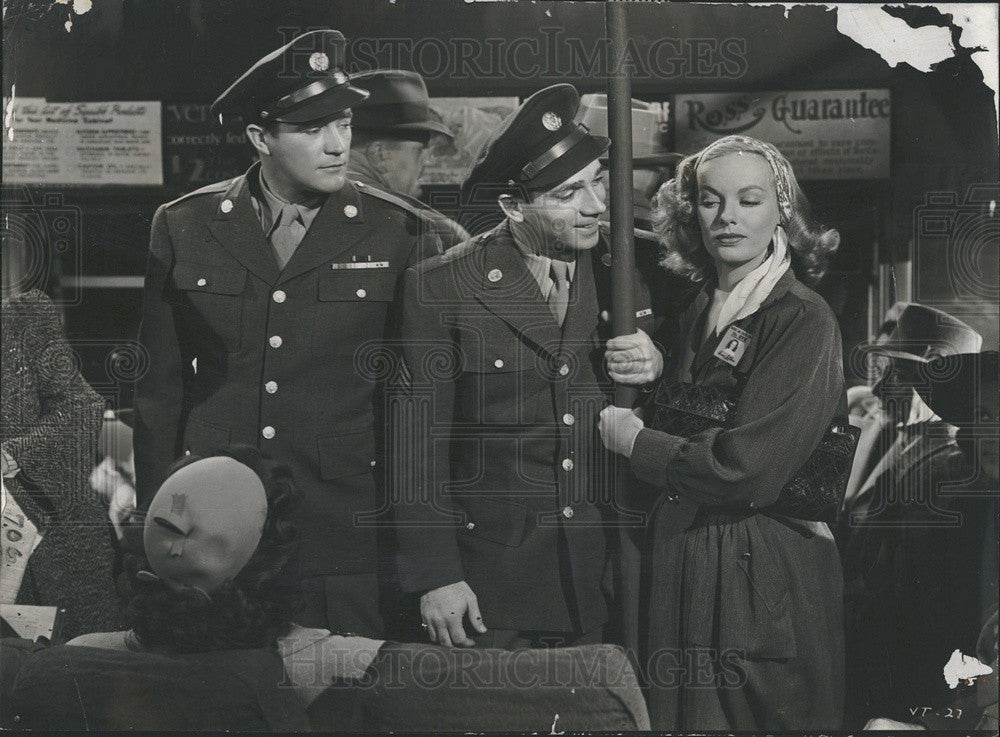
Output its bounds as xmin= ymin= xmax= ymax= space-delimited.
xmin=652 ymin=136 xmax=840 ymax=286
xmin=119 ymin=445 xmax=302 ymax=653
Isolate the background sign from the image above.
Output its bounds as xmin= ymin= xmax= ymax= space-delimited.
xmin=674 ymin=89 xmax=890 ymax=179
xmin=3 ymin=98 xmax=163 ymax=186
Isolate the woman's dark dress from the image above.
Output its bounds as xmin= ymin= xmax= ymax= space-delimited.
xmin=629 ymin=269 xmax=847 ymax=730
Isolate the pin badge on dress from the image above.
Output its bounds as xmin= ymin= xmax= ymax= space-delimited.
xmin=714 ymin=325 xmax=752 ymax=366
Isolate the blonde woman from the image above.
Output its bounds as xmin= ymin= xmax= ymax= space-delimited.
xmin=599 ymin=135 xmax=846 ymax=730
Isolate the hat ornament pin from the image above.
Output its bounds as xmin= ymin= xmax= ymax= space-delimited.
xmin=309 ymin=52 xmax=330 ymax=72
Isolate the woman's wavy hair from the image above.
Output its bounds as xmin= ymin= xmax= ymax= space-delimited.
xmin=651 ymin=136 xmax=840 ymax=285
xmin=119 ymin=445 xmax=302 ymax=653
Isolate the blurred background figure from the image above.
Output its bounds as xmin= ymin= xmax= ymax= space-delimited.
xmin=1 ymin=290 xmax=124 ymax=640
xmin=576 ymin=93 xmax=681 ymax=231
xmin=841 ymin=303 xmax=982 ymax=516
xmin=576 ymin=93 xmax=695 ymax=318
xmin=89 ymin=410 xmax=137 ymax=540
xmin=349 ymin=69 xmax=469 ymax=250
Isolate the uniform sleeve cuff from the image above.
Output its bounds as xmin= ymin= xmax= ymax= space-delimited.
xmin=629 ymin=428 xmax=685 ymax=487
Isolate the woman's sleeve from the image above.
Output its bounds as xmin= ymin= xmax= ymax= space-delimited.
xmin=629 ymin=302 xmax=844 ymax=507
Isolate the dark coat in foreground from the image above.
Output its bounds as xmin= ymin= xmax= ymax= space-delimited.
xmin=2 ymin=290 xmax=123 ymax=639
xmin=841 ymin=425 xmax=998 ymax=726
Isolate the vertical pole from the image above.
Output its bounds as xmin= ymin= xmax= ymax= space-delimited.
xmin=606 ymin=1 xmax=637 ymax=409
xmin=605 ymin=0 xmax=645 ymax=669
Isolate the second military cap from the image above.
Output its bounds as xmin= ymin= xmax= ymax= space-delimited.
xmin=351 ymin=70 xmax=453 ymax=138
xmin=463 ymin=84 xmax=610 ymax=200
xmin=212 ymin=30 xmax=369 ymax=124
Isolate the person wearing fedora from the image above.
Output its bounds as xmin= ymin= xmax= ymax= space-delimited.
xmin=392 ymin=84 xmax=666 ymax=649
xmin=133 ymin=30 xmax=444 ymax=639
xmin=349 ymin=69 xmax=469 ymax=250
xmin=860 ymin=350 xmax=998 ymax=731
xmin=839 ymin=304 xmax=988 ymax=725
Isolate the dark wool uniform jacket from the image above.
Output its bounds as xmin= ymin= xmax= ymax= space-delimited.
xmin=393 ymin=222 xmax=670 ymax=633
xmin=134 ymin=164 xmax=440 ymax=576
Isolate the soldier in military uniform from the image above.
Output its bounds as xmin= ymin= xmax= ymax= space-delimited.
xmin=133 ymin=30 xmax=441 ymax=637
xmin=393 ymin=84 xmax=668 ymax=648
xmin=349 ymin=69 xmax=469 ymax=250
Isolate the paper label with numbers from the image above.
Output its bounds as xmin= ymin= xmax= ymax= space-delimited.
xmin=1 ymin=489 xmax=43 ymax=605
xmin=713 ymin=325 xmax=752 ymax=367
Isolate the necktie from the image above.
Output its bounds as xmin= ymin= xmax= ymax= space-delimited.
xmin=270 ymin=204 xmax=306 ymax=270
xmin=547 ymin=259 xmax=571 ymax=326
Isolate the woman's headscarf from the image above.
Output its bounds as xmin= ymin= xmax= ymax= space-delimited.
xmin=694 ymin=135 xmax=795 ymax=335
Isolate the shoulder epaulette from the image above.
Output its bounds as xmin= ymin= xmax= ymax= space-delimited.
xmin=354 ymin=180 xmax=429 ymax=221
xmin=163 ymin=177 xmax=239 ymax=210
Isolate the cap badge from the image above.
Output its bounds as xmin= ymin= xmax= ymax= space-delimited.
xmin=542 ymin=111 xmax=562 ymax=131
xmin=170 ymin=493 xmax=187 ymax=515
xmin=309 ymin=52 xmax=330 ymax=72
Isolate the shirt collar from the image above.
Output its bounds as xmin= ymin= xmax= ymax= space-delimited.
xmin=256 ymin=170 xmax=325 ymax=235
xmin=509 ymin=221 xmax=577 ymax=285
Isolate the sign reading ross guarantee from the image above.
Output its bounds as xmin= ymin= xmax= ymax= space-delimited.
xmin=674 ymin=89 xmax=890 ymax=180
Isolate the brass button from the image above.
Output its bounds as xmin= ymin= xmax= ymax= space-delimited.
xmin=494 ymin=359 xmax=505 ymax=369
xmin=220 ymin=199 xmax=233 ymax=213
xmin=558 ymin=364 xmax=570 ymax=377
xmin=344 ymin=205 xmax=358 ymax=218
xmin=265 ymin=381 xmax=277 ymax=394
xmin=487 ymin=268 xmax=503 ymax=282
xmin=356 ymin=288 xmax=367 ymax=299
xmin=370 ymin=460 xmax=377 ymax=467
xmin=466 ymin=521 xmax=476 ymax=530
xmin=562 ymin=506 xmax=574 ymax=519
xmin=262 ymin=426 xmax=275 ymax=439
xmin=196 ymin=278 xmax=207 ymax=287
xmin=562 ymin=413 xmax=575 ymax=426
xmin=561 ymin=458 xmax=574 ymax=471
xmin=272 ymin=290 xmax=286 ymax=304
xmin=269 ymin=335 xmax=283 ymax=348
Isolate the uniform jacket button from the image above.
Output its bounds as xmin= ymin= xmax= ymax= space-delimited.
xmin=562 ymin=506 xmax=574 ymax=519
xmin=265 ymin=381 xmax=278 ymax=394
xmin=196 ymin=278 xmax=207 ymax=287
xmin=494 ymin=358 xmax=504 ymax=369
xmin=262 ymin=426 xmax=275 ymax=439
xmin=561 ymin=458 xmax=574 ymax=471
xmin=356 ymin=288 xmax=367 ymax=298
xmin=269 ymin=335 xmax=283 ymax=348
xmin=562 ymin=413 xmax=575 ymax=426
xmin=272 ymin=290 xmax=286 ymax=304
